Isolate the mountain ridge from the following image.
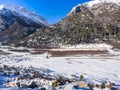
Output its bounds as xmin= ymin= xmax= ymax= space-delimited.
xmin=0 ymin=4 xmax=48 ymax=26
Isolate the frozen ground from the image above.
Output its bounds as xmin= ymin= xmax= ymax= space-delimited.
xmin=0 ymin=45 xmax=120 ymax=89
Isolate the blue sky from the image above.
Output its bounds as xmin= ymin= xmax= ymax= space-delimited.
xmin=0 ymin=0 xmax=91 ymax=24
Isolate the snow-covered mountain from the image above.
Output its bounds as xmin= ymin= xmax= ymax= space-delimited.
xmin=0 ymin=4 xmax=48 ymax=44
xmin=68 ymin=0 xmax=120 ymax=15
xmin=0 ymin=4 xmax=48 ymax=27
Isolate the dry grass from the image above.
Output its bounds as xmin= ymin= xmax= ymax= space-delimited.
xmin=31 ymin=49 xmax=107 ymax=57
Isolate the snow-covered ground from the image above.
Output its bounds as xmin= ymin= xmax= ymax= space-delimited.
xmin=0 ymin=45 xmax=120 ymax=90
xmin=58 ymin=43 xmax=112 ymax=51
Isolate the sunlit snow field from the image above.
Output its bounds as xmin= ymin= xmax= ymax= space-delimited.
xmin=0 ymin=45 xmax=120 ymax=89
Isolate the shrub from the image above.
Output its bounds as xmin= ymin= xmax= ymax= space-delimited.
xmin=52 ymin=81 xmax=59 ymax=87
xmin=80 ymin=75 xmax=84 ymax=81
xmin=100 ymin=82 xmax=105 ymax=89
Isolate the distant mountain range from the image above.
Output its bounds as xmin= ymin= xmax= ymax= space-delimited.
xmin=0 ymin=0 xmax=120 ymax=48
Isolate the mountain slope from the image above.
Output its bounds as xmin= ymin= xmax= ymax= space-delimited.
xmin=0 ymin=4 xmax=48 ymax=44
xmin=15 ymin=1 xmax=120 ymax=48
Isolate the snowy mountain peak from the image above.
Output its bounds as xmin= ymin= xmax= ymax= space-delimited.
xmin=68 ymin=0 xmax=120 ymax=16
xmin=0 ymin=4 xmax=48 ymax=26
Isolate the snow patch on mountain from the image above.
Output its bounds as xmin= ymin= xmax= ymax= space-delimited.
xmin=85 ymin=0 xmax=120 ymax=7
xmin=0 ymin=5 xmax=4 ymax=10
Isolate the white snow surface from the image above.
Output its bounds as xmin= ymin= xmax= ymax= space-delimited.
xmin=0 ymin=45 xmax=120 ymax=89
xmin=0 ymin=4 xmax=48 ymax=25
xmin=85 ymin=0 xmax=120 ymax=7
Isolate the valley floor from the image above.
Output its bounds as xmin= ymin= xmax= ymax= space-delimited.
xmin=0 ymin=44 xmax=120 ymax=90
